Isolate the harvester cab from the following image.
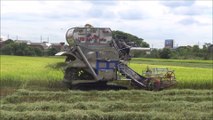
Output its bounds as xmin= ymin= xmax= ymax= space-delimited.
xmin=56 ymin=24 xmax=176 ymax=90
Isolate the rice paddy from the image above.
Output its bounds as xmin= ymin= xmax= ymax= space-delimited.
xmin=0 ymin=55 xmax=212 ymax=120
xmin=0 ymin=55 xmax=212 ymax=89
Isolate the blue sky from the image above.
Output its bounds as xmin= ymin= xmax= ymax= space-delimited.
xmin=1 ymin=0 xmax=212 ymax=48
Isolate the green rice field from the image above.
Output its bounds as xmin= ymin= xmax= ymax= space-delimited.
xmin=1 ymin=55 xmax=212 ymax=89
xmin=0 ymin=55 xmax=212 ymax=120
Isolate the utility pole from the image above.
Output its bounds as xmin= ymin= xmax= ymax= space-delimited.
xmin=7 ymin=34 xmax=10 ymax=40
xmin=47 ymin=36 xmax=49 ymax=43
xmin=40 ymin=35 xmax=43 ymax=43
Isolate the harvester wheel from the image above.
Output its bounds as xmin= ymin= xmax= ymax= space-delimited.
xmin=63 ymin=68 xmax=94 ymax=89
xmin=63 ymin=68 xmax=79 ymax=88
xmin=78 ymin=69 xmax=94 ymax=80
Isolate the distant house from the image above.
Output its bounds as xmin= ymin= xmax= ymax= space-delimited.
xmin=28 ymin=42 xmax=49 ymax=50
xmin=50 ymin=42 xmax=66 ymax=51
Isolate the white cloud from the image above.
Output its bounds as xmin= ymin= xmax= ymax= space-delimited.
xmin=1 ymin=0 xmax=212 ymax=48
xmin=194 ymin=0 xmax=212 ymax=8
xmin=161 ymin=1 xmax=195 ymax=8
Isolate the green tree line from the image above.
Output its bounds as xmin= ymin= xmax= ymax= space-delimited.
xmin=1 ymin=32 xmax=212 ymax=60
xmin=0 ymin=31 xmax=149 ymax=57
xmin=0 ymin=39 xmax=59 ymax=56
xmin=112 ymin=30 xmax=212 ymax=60
xmin=143 ymin=44 xmax=213 ymax=60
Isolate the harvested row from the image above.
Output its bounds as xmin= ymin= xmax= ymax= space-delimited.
xmin=1 ymin=110 xmax=212 ymax=120
xmin=1 ymin=89 xmax=213 ymax=120
xmin=1 ymin=101 xmax=212 ymax=112
xmin=2 ymin=89 xmax=213 ymax=104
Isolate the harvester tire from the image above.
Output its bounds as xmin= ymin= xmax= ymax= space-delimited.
xmin=63 ymin=68 xmax=79 ymax=89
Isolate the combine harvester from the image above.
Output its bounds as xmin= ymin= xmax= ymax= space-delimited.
xmin=56 ymin=24 xmax=176 ymax=90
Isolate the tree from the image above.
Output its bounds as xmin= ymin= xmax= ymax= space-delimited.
xmin=1 ymin=41 xmax=43 ymax=56
xmin=202 ymin=43 xmax=212 ymax=60
xmin=175 ymin=46 xmax=192 ymax=59
xmin=4 ymin=39 xmax=14 ymax=44
xmin=14 ymin=43 xmax=28 ymax=56
xmin=1 ymin=43 xmax=14 ymax=55
xmin=160 ymin=48 xmax=172 ymax=59
xmin=46 ymin=48 xmax=58 ymax=56
xmin=33 ymin=48 xmax=43 ymax=56
xmin=149 ymin=49 xmax=160 ymax=58
xmin=192 ymin=45 xmax=199 ymax=53
xmin=112 ymin=30 xmax=149 ymax=47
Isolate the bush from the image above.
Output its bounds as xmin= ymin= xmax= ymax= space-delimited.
xmin=159 ymin=48 xmax=171 ymax=59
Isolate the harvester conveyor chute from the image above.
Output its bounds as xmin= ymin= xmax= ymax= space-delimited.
xmin=117 ymin=63 xmax=147 ymax=88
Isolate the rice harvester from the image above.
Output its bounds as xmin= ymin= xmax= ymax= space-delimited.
xmin=56 ymin=24 xmax=176 ymax=90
